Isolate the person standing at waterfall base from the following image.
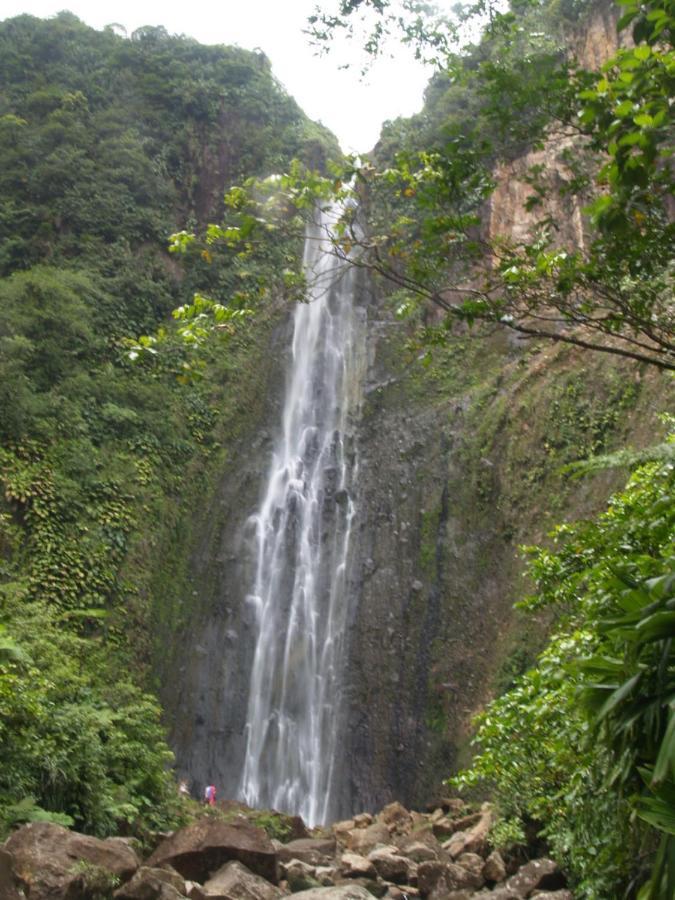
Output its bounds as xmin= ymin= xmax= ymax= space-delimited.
xmin=204 ymin=784 xmax=216 ymax=806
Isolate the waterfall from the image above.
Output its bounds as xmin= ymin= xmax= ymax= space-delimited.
xmin=239 ymin=207 xmax=362 ymax=826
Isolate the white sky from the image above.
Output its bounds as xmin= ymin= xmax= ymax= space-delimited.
xmin=0 ymin=0 xmax=438 ymax=153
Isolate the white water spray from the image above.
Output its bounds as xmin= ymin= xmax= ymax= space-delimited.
xmin=239 ymin=208 xmax=362 ymax=825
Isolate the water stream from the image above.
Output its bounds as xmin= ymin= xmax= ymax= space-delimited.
xmin=238 ymin=207 xmax=362 ymax=825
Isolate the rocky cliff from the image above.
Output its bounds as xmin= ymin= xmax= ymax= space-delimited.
xmin=161 ymin=0 xmax=671 ymax=818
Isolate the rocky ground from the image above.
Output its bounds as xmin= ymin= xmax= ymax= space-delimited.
xmin=0 ymin=798 xmax=572 ymax=900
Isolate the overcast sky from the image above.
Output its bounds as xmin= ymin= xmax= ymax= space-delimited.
xmin=1 ymin=0 xmax=438 ymax=152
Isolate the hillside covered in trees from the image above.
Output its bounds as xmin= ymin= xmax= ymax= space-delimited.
xmin=0 ymin=9 xmax=338 ymax=839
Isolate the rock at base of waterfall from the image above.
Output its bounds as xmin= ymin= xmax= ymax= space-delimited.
xmin=5 ymin=821 xmax=140 ymax=899
xmin=114 ymin=865 xmax=187 ymax=899
xmin=202 ymin=860 xmax=283 ymax=900
xmin=147 ymin=820 xmax=277 ymax=884
xmin=0 ymin=848 xmax=25 ymax=900
xmin=367 ymin=847 xmax=414 ymax=884
xmin=384 ymin=887 xmax=420 ymax=900
xmin=397 ymin=831 xmax=445 ymax=863
xmin=277 ymin=838 xmax=336 ymax=867
xmin=282 ymin=858 xmax=324 ymax=892
xmin=456 ymin=853 xmax=484 ymax=887
xmin=396 ymin=841 xmax=437 ymax=864
xmin=333 ymin=820 xmax=356 ymax=844
xmin=505 ymin=859 xmax=565 ymax=897
xmin=352 ymin=813 xmax=374 ymax=828
xmin=339 ymin=852 xmax=377 ymax=879
xmin=344 ymin=823 xmax=390 ymax=855
xmin=482 ymin=850 xmax=507 ymax=884
xmin=376 ymin=802 xmax=412 ymax=835
xmin=289 ymin=886 xmax=374 ymax=900
xmin=417 ymin=860 xmax=478 ymax=897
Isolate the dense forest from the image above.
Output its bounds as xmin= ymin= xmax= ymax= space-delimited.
xmin=0 ymin=2 xmax=673 ymax=899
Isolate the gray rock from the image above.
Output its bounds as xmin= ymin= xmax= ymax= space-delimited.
xmin=0 ymin=848 xmax=25 ymax=900
xmin=430 ymin=818 xmax=456 ymax=841
xmin=482 ymin=850 xmax=506 ymax=884
xmin=367 ymin=848 xmax=412 ymax=885
xmin=284 ymin=859 xmax=323 ymax=893
xmin=202 ymin=860 xmax=283 ymax=900
xmin=455 ymin=853 xmax=484 ymax=888
xmin=315 ymin=867 xmax=338 ymax=887
xmin=416 ymin=861 xmax=475 ymax=897
xmin=340 ymin=853 xmax=377 ymax=879
xmin=461 ymin=807 xmax=493 ymax=857
xmin=441 ymin=832 xmax=467 ymax=860
xmin=5 ymin=821 xmax=139 ymax=900
xmin=346 ymin=825 xmax=391 ymax=856
xmin=114 ymin=866 xmax=187 ymax=899
xmin=506 ymin=859 xmax=565 ymax=897
xmin=377 ymin=803 xmax=412 ymax=835
xmin=185 ymin=884 xmax=208 ymax=900
xmin=398 ymin=842 xmax=437 ymax=864
xmin=289 ymin=887 xmax=374 ymax=900
xmin=147 ymin=820 xmax=277 ymax=885
xmin=278 ymin=839 xmax=336 ymax=867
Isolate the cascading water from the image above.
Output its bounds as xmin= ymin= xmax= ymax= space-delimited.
xmin=239 ymin=207 xmax=362 ymax=826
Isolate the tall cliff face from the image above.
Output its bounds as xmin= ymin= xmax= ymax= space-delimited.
xmin=160 ymin=0 xmax=670 ymax=816
xmin=339 ymin=296 xmax=668 ymax=811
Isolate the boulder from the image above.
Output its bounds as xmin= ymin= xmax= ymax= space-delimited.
xmin=384 ymin=887 xmax=420 ymax=900
xmin=147 ymin=820 xmax=277 ymax=884
xmin=441 ymin=832 xmax=467 ymax=860
xmin=416 ymin=861 xmax=476 ymax=898
xmin=283 ymin=859 xmax=322 ymax=893
xmin=345 ymin=825 xmax=390 ymax=856
xmin=349 ymin=879 xmax=387 ymax=898
xmin=456 ymin=853 xmax=484 ymax=888
xmin=377 ymin=804 xmax=412 ymax=836
xmin=396 ymin=842 xmax=437 ymax=864
xmin=367 ymin=848 xmax=413 ymax=885
xmin=409 ymin=814 xmax=429 ymax=832
xmin=461 ymin=806 xmax=493 ymax=857
xmin=397 ymin=831 xmax=444 ymax=863
xmin=315 ymin=868 xmax=337 ymax=887
xmin=339 ymin=853 xmax=377 ymax=879
xmin=185 ymin=884 xmax=208 ymax=900
xmin=278 ymin=839 xmax=336 ymax=867
xmin=333 ymin=822 xmax=355 ymax=845
xmin=447 ymin=814 xmax=481 ymax=833
xmin=289 ymin=887 xmax=373 ymax=900
xmin=202 ymin=860 xmax=283 ymax=900
xmin=114 ymin=866 xmax=187 ymax=899
xmin=0 ymin=848 xmax=25 ymax=900
xmin=505 ymin=859 xmax=565 ymax=897
xmin=430 ymin=818 xmax=456 ymax=841
xmin=5 ymin=821 xmax=140 ymax=899
xmin=482 ymin=850 xmax=506 ymax=884
xmin=352 ymin=815 xmax=373 ymax=829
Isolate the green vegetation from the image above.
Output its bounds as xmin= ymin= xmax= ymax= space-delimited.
xmin=229 ymin=0 xmax=673 ymax=370
xmin=0 ymin=11 xmax=337 ymax=837
xmin=453 ymin=442 xmax=675 ymax=898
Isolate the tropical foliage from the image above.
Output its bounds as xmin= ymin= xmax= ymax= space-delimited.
xmin=215 ymin=0 xmax=673 ymax=369
xmin=452 ymin=439 xmax=675 ymax=897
